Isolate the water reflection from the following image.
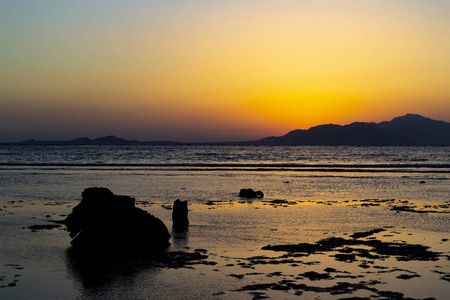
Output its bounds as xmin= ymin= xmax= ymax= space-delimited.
xmin=65 ymin=230 xmax=191 ymax=298
xmin=65 ymin=247 xmax=162 ymax=298
xmin=171 ymin=228 xmax=189 ymax=250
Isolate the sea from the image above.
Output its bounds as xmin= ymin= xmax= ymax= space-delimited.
xmin=0 ymin=145 xmax=449 ymax=299
xmin=1 ymin=145 xmax=449 ymax=203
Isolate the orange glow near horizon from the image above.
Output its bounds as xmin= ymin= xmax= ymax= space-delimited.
xmin=1 ymin=1 xmax=450 ymax=141
xmin=246 ymin=93 xmax=362 ymax=128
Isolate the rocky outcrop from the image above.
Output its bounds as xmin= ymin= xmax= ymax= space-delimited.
xmin=172 ymin=199 xmax=189 ymax=230
xmin=239 ymin=188 xmax=264 ymax=199
xmin=65 ymin=187 xmax=170 ymax=253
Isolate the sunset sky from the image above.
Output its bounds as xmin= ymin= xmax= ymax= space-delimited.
xmin=1 ymin=1 xmax=450 ymax=142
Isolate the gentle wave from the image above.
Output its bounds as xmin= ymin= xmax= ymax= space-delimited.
xmin=1 ymin=162 xmax=449 ymax=168
xmin=1 ymin=162 xmax=449 ymax=173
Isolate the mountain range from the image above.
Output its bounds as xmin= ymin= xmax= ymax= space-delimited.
xmin=251 ymin=114 xmax=450 ymax=146
xmin=3 ymin=114 xmax=450 ymax=146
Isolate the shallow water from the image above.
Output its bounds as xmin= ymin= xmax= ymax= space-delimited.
xmin=1 ymin=168 xmax=449 ymax=205
xmin=1 ymin=145 xmax=449 ymax=167
xmin=1 ymin=199 xmax=449 ymax=299
xmin=0 ymin=145 xmax=449 ymax=299
xmin=1 ymin=145 xmax=449 ymax=205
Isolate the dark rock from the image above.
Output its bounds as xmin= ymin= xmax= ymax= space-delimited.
xmin=396 ymin=274 xmax=420 ymax=280
xmin=239 ymin=189 xmax=264 ymax=199
xmin=299 ymin=271 xmax=332 ymax=280
xmin=324 ymin=267 xmax=337 ymax=273
xmin=334 ymin=253 xmax=357 ymax=262
xmin=269 ymin=199 xmax=292 ymax=204
xmin=375 ymin=290 xmax=405 ymax=299
xmin=237 ymin=283 xmax=274 ymax=291
xmin=172 ymin=199 xmax=189 ymax=230
xmin=64 ymin=187 xmax=170 ymax=253
xmin=358 ymin=264 xmax=371 ymax=269
xmin=350 ymin=228 xmax=385 ymax=239
xmin=194 ymin=248 xmax=207 ymax=253
xmin=28 ymin=224 xmax=62 ymax=231
xmin=271 ymin=284 xmax=290 ymax=290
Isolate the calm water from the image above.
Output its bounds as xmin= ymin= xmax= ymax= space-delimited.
xmin=1 ymin=145 xmax=449 ymax=167
xmin=0 ymin=145 xmax=449 ymax=299
xmin=0 ymin=145 xmax=449 ymax=203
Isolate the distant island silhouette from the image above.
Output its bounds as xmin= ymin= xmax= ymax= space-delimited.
xmin=250 ymin=114 xmax=450 ymax=146
xmin=3 ymin=114 xmax=450 ymax=146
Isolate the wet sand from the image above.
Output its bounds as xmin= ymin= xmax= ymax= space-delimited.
xmin=1 ymin=198 xmax=449 ymax=299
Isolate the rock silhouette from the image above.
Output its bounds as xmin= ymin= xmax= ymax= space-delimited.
xmin=172 ymin=199 xmax=189 ymax=230
xmin=65 ymin=187 xmax=170 ymax=253
xmin=239 ymin=188 xmax=264 ymax=199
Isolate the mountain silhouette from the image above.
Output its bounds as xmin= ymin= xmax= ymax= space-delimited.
xmin=253 ymin=122 xmax=411 ymax=146
xmin=11 ymin=135 xmax=182 ymax=146
xmin=377 ymin=114 xmax=450 ymax=145
xmin=91 ymin=135 xmax=138 ymax=145
xmin=250 ymin=114 xmax=449 ymax=146
xmin=3 ymin=114 xmax=449 ymax=146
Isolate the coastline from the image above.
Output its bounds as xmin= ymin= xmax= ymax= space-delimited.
xmin=1 ymin=198 xmax=449 ymax=299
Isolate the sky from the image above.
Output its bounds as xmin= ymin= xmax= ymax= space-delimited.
xmin=1 ymin=0 xmax=450 ymax=142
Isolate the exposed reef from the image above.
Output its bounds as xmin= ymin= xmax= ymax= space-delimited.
xmin=225 ymin=228 xmax=447 ymax=299
xmin=262 ymin=228 xmax=440 ymax=261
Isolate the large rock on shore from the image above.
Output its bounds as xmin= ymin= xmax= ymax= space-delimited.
xmin=65 ymin=187 xmax=170 ymax=253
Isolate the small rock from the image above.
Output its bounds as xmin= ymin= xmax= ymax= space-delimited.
xmin=173 ymin=199 xmax=189 ymax=230
xmin=239 ymin=189 xmax=264 ymax=199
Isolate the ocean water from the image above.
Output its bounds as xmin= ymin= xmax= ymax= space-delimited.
xmin=1 ymin=144 xmax=449 ymax=167
xmin=0 ymin=145 xmax=449 ymax=299
xmin=0 ymin=145 xmax=449 ymax=204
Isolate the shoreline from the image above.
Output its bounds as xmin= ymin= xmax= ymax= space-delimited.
xmin=1 ymin=198 xmax=449 ymax=299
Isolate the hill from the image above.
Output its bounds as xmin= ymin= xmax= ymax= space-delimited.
xmin=376 ymin=114 xmax=450 ymax=145
xmin=249 ymin=114 xmax=449 ymax=146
